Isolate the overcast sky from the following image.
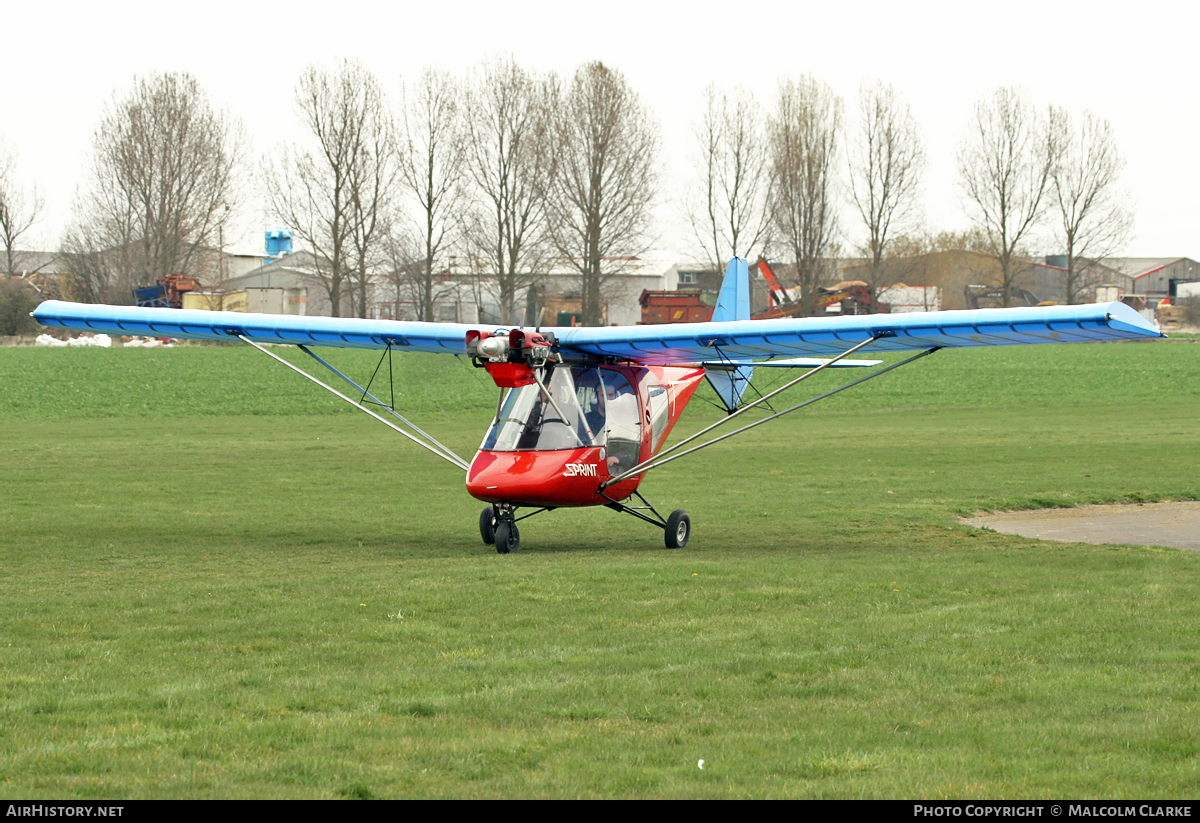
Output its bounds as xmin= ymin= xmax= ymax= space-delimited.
xmin=4 ymin=0 xmax=1197 ymax=262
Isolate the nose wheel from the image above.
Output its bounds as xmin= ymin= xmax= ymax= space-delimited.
xmin=494 ymin=521 xmax=520 ymax=554
xmin=480 ymin=504 xmax=521 ymax=554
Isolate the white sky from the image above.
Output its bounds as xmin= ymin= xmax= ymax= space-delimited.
xmin=4 ymin=0 xmax=1197 ymax=261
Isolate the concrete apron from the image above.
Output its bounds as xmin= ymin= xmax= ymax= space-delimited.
xmin=963 ymin=501 xmax=1200 ymax=552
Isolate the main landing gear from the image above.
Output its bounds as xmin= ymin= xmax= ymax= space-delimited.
xmin=478 ymin=496 xmax=691 ymax=553
xmin=664 ymin=509 xmax=690 ymax=549
xmin=604 ymin=490 xmax=691 ymax=549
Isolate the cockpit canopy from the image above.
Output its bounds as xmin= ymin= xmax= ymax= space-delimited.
xmin=482 ymin=366 xmax=641 ymax=465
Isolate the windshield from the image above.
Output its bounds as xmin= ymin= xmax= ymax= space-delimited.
xmin=483 ymin=366 xmax=593 ymax=452
xmin=482 ymin=366 xmax=645 ymax=456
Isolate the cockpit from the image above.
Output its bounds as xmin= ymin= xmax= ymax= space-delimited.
xmin=482 ymin=366 xmax=643 ymax=470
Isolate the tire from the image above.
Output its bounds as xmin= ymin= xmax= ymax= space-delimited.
xmin=494 ymin=521 xmax=520 ymax=554
xmin=479 ymin=506 xmax=496 ymax=545
xmin=665 ymin=510 xmax=690 ymax=549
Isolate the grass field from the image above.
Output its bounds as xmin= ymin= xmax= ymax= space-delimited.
xmin=2 ymin=338 xmax=1198 ymax=798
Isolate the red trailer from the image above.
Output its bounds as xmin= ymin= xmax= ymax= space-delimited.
xmin=638 ymin=290 xmax=713 ymax=324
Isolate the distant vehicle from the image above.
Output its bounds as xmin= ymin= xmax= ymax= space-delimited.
xmin=132 ymin=274 xmax=202 ymax=309
xmin=640 ymin=257 xmax=875 ymax=325
xmin=638 ymin=289 xmax=714 ymax=324
xmin=754 ymin=257 xmax=877 ymax=317
xmin=34 ymin=258 xmax=1162 ymax=553
xmin=964 ymin=283 xmax=1042 ymax=310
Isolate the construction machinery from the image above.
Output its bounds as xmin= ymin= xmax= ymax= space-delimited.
xmin=963 ymin=284 xmax=1041 ymax=310
xmin=640 ymin=257 xmax=878 ymax=325
xmin=753 ymin=257 xmax=875 ymax=318
xmin=132 ymin=275 xmax=202 ymax=309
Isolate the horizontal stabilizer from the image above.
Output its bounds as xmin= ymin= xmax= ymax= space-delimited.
xmin=703 ymin=357 xmax=883 ymax=369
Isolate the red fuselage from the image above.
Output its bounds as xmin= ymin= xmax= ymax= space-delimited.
xmin=466 ymin=365 xmax=704 ymax=508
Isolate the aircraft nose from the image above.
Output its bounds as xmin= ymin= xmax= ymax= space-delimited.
xmin=465 ymin=447 xmax=606 ymax=507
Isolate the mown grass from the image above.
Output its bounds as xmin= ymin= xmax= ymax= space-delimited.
xmin=1 ymin=338 xmax=1198 ymax=798
xmin=3 ymin=336 xmax=1196 ymax=421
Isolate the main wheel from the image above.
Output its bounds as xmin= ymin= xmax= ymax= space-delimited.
xmin=479 ymin=506 xmax=496 ymax=545
xmin=494 ymin=521 xmax=520 ymax=554
xmin=665 ymin=510 xmax=690 ymax=549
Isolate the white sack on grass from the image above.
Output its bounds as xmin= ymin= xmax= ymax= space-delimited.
xmin=37 ymin=333 xmax=112 ymax=348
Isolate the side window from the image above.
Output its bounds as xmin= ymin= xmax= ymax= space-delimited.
xmin=648 ymin=385 xmax=669 ymax=450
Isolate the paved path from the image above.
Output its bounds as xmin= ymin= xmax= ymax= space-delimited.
xmin=964 ymin=501 xmax=1200 ymax=552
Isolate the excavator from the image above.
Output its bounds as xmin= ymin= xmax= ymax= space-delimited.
xmin=753 ymin=257 xmax=875 ymax=319
xmin=638 ymin=257 xmax=877 ymax=325
xmin=963 ymin=284 xmax=1043 ymax=310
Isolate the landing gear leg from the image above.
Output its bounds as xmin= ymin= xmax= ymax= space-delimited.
xmin=602 ymin=490 xmax=692 ymax=549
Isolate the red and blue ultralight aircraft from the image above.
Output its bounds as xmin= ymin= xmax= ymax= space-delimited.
xmin=32 ymin=258 xmax=1163 ymax=553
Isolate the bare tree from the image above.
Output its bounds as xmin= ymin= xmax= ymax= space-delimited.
xmin=686 ymin=84 xmax=771 ymax=271
xmin=380 ymin=223 xmax=466 ymax=321
xmin=957 ymin=87 xmax=1056 ymax=307
xmin=59 ymin=221 xmax=122 ymax=303
xmin=265 ymin=61 xmax=394 ymax=318
xmin=380 ymin=226 xmax=419 ymax=319
xmin=346 ymin=106 xmax=399 ymax=319
xmin=925 ymin=228 xmax=991 ymax=254
xmin=62 ymin=73 xmax=243 ymax=302
xmin=847 ymin=81 xmax=924 ymax=311
xmin=0 ymin=143 xmax=47 ymax=279
xmin=0 ymin=144 xmax=45 ymax=332
xmin=399 ymin=68 xmax=466 ymax=321
xmin=545 ymin=61 xmax=660 ymax=326
xmin=461 ymin=57 xmax=557 ymax=325
xmin=1049 ymin=108 xmax=1133 ymax=303
xmin=0 ymin=278 xmax=40 ymax=334
xmin=768 ymin=76 xmax=842 ymax=316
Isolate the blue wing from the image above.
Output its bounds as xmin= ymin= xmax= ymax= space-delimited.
xmin=551 ymin=301 xmax=1162 ymax=363
xmin=33 ymin=297 xmax=1162 ymax=362
xmin=33 ymin=301 xmax=478 ymax=353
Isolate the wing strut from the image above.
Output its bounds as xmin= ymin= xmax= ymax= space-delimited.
xmin=601 ymin=340 xmax=940 ymax=489
xmin=236 ymin=334 xmax=471 ymax=472
xmin=295 ymin=344 xmax=461 ymax=459
xmin=605 ymin=334 xmax=882 ymax=485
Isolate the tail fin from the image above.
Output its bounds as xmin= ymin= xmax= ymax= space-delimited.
xmin=706 ymin=257 xmax=754 ymax=412
xmin=711 ymin=257 xmax=751 ymax=322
